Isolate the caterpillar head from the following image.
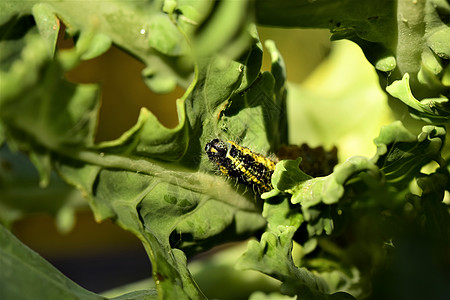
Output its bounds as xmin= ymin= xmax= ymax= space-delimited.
xmin=205 ymin=139 xmax=229 ymax=164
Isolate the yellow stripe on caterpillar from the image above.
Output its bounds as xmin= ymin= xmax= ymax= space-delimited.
xmin=205 ymin=139 xmax=276 ymax=193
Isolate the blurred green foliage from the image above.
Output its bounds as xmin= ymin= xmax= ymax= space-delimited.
xmin=1 ymin=1 xmax=449 ymax=299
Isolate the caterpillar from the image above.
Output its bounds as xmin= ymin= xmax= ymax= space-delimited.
xmin=205 ymin=139 xmax=276 ymax=193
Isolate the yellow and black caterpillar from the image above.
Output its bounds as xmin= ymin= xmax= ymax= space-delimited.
xmin=205 ymin=139 xmax=276 ymax=193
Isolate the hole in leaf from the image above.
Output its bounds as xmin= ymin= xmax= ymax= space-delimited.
xmin=56 ymin=23 xmax=184 ymax=143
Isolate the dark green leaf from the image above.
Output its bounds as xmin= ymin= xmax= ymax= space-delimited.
xmin=0 ymin=224 xmax=101 ymax=300
xmin=372 ymin=121 xmax=446 ymax=188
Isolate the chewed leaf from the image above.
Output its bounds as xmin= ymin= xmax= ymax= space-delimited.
xmin=1 ymin=5 xmax=283 ymax=294
xmin=0 ymin=31 xmax=101 ymax=149
xmin=0 ymin=1 xmax=290 ymax=298
xmin=96 ymin=102 xmax=189 ymax=161
xmin=272 ymin=156 xmax=379 ymax=209
xmin=271 ymin=157 xmax=312 ymax=192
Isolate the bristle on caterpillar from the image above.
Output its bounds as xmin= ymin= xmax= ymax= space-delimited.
xmin=205 ymin=139 xmax=276 ymax=193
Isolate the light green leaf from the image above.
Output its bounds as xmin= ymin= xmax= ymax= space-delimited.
xmin=193 ymin=0 xmax=253 ymax=59
xmin=386 ymin=74 xmax=450 ymax=123
xmin=31 ymin=3 xmax=60 ymax=57
xmin=443 ymin=64 xmax=450 ymax=86
xmin=148 ymin=15 xmax=189 ymax=57
xmin=76 ymin=30 xmax=112 ymax=60
xmin=290 ymin=157 xmax=380 ymax=207
xmin=142 ymin=67 xmax=178 ymax=94
xmin=270 ymin=157 xmax=312 ymax=193
xmin=28 ymin=150 xmax=52 ymax=188
xmin=264 ymin=39 xmax=286 ymax=92
xmin=427 ymin=25 xmax=450 ymax=60
xmin=286 ymin=40 xmax=391 ymax=160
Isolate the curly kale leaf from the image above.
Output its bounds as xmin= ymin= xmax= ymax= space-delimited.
xmin=255 ymin=0 xmax=450 ymax=123
xmin=244 ymin=122 xmax=447 ymax=298
xmin=0 ymin=1 xmax=287 ymax=299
